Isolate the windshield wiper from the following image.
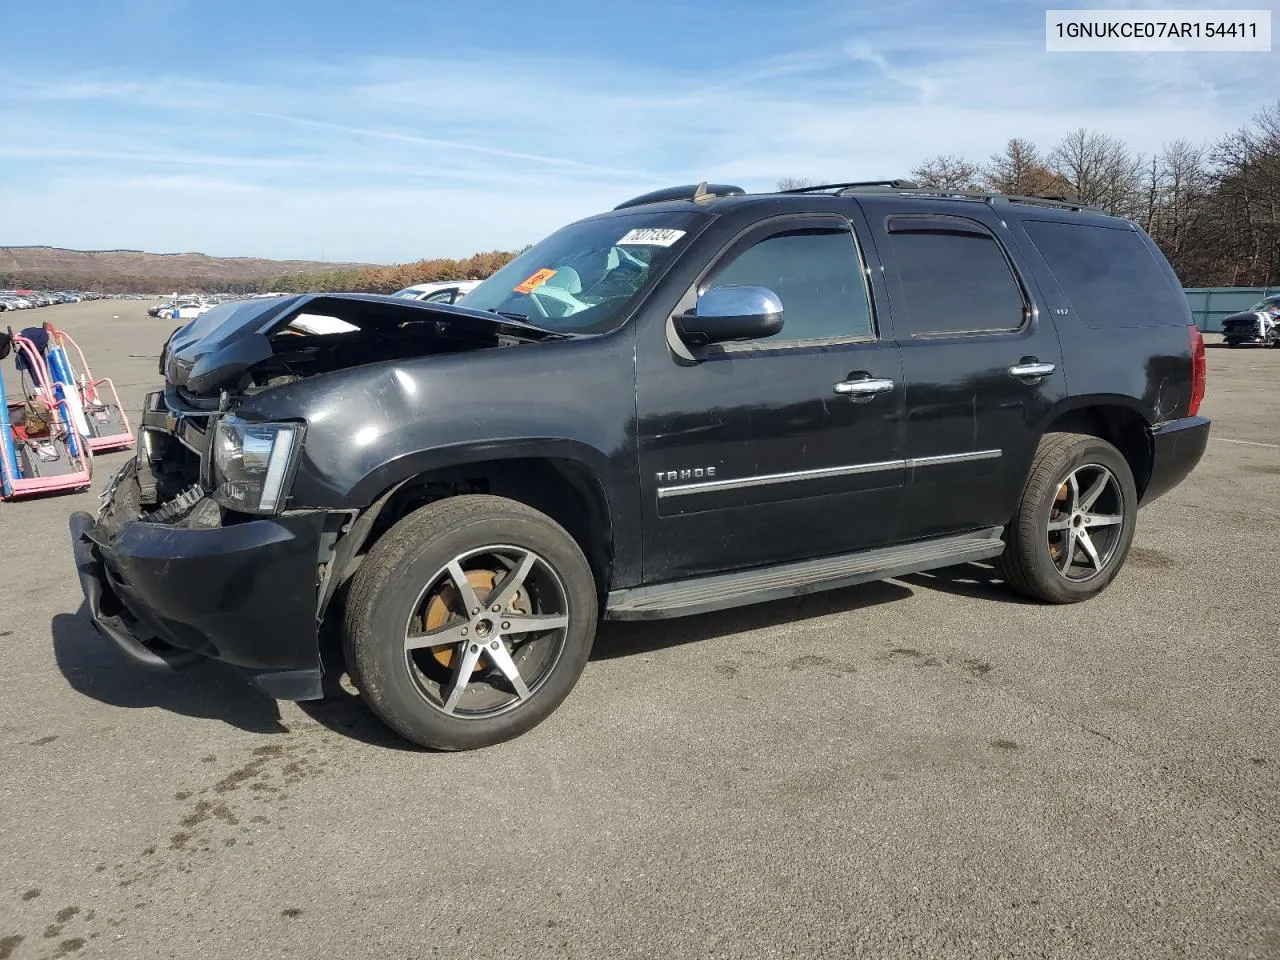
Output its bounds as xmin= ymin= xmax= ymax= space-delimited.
xmin=482 ymin=308 xmax=574 ymax=340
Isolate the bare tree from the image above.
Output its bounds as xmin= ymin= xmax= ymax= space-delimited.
xmin=1047 ymin=128 xmax=1144 ymax=215
xmin=1137 ymin=154 xmax=1164 ymax=234
xmin=776 ymin=176 xmax=816 ymax=191
xmin=1154 ymin=140 xmax=1211 ymax=256
xmin=910 ymin=154 xmax=982 ymax=191
xmin=982 ymin=138 xmax=1063 ymax=195
xmin=1206 ymin=100 xmax=1280 ymax=285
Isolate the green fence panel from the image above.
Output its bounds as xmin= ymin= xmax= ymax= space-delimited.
xmin=1183 ymin=287 xmax=1275 ymax=332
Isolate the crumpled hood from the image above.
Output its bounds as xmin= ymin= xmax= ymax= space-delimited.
xmin=162 ymin=292 xmax=565 ymax=397
xmin=1220 ymin=310 xmax=1272 ymax=331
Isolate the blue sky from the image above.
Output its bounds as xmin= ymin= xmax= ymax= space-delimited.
xmin=0 ymin=0 xmax=1272 ymax=263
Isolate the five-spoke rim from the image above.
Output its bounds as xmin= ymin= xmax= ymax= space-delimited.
xmin=403 ymin=545 xmax=570 ymax=719
xmin=1046 ymin=464 xmax=1125 ymax=582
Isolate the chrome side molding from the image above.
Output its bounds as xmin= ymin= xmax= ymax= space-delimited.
xmin=656 ymin=449 xmax=1002 ymax=498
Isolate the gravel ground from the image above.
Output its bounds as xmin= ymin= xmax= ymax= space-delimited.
xmin=0 ymin=300 xmax=1276 ymax=960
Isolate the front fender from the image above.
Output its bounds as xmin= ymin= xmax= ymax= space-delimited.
xmin=347 ymin=437 xmax=619 ymax=507
xmin=332 ymin=437 xmax=638 ymax=596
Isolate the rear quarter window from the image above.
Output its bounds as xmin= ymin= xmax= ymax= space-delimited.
xmin=1022 ymin=219 xmax=1189 ymax=328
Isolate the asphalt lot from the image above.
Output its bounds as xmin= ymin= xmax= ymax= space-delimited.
xmin=1 ymin=299 xmax=1277 ymax=960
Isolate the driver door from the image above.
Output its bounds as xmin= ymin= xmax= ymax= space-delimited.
xmin=635 ymin=213 xmax=906 ymax=582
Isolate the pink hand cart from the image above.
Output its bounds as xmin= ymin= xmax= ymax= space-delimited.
xmin=0 ymin=331 xmax=94 ymax=501
xmin=46 ymin=326 xmax=134 ymax=454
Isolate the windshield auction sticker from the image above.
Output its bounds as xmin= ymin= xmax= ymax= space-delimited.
xmin=1046 ymin=9 xmax=1270 ymax=50
xmin=617 ymin=228 xmax=686 ymax=247
xmin=514 ymin=268 xmax=557 ymax=294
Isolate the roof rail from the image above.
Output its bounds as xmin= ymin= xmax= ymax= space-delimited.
xmin=839 ymin=183 xmax=1098 ymax=211
xmin=779 ymin=179 xmax=919 ymax=194
xmin=997 ymin=193 xmax=1097 ymax=211
xmin=614 ymin=181 xmax=745 ymax=210
xmin=775 ymin=178 xmax=1098 ymax=211
xmin=888 ymin=188 xmax=1096 ymax=211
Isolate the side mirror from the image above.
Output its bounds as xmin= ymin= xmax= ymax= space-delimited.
xmin=678 ymin=285 xmax=783 ymax=346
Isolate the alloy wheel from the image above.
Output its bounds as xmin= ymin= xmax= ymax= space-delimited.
xmin=402 ymin=545 xmax=570 ymax=718
xmin=1046 ymin=464 xmax=1126 ymax=582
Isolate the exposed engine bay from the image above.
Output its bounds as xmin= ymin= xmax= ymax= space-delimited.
xmin=161 ymin=292 xmax=567 ymax=400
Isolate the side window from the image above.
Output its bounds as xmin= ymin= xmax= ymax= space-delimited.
xmin=1022 ymin=220 xmax=1187 ymax=328
xmin=705 ymin=226 xmax=874 ymax=342
xmin=884 ymin=217 xmax=1026 ymax=336
xmin=424 ymin=289 xmax=456 ymax=303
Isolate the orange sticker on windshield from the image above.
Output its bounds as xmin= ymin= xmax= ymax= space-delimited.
xmin=514 ymin=268 xmax=557 ymax=294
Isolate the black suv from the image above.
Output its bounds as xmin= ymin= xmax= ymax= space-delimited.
xmin=68 ymin=179 xmax=1210 ymax=750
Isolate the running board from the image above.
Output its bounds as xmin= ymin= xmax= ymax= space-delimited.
xmin=605 ymin=527 xmax=1005 ymax=621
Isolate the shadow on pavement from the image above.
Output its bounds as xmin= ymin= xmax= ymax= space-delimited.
xmin=51 ymin=603 xmax=288 ymax=735
xmin=592 ymin=577 xmax=915 ymax=660
xmin=296 ymin=692 xmax=421 ymax=751
xmin=50 ymin=566 xmax=1018 ymax=745
xmin=896 ymin=561 xmax=1037 ymax=605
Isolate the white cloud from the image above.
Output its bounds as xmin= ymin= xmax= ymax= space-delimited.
xmin=0 ymin=17 xmax=1272 ymax=260
xmin=0 ymin=174 xmax=628 ymax=263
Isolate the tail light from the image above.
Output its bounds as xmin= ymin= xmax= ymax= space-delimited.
xmin=1188 ymin=324 xmax=1206 ymax=417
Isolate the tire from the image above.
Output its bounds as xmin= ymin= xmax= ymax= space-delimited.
xmin=996 ymin=432 xmax=1138 ymax=604
xmin=343 ymin=494 xmax=598 ymax=750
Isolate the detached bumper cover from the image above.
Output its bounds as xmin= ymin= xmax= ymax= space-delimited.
xmin=1141 ymin=415 xmax=1210 ymax=507
xmin=68 ymin=505 xmax=328 ymax=701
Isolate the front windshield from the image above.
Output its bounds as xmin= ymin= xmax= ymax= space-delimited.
xmin=463 ymin=211 xmax=706 ymax=335
xmin=1249 ymin=297 xmax=1280 ymax=312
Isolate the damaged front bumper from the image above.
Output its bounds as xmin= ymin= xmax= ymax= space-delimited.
xmin=68 ymin=460 xmax=331 ymax=701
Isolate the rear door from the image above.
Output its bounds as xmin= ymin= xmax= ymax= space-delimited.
xmin=855 ymin=198 xmax=1065 ymax=541
xmin=635 ymin=212 xmax=906 ymax=582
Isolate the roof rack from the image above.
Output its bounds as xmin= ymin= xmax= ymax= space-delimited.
xmin=614 ymin=181 xmax=745 ymax=210
xmin=826 ymin=182 xmax=1098 ymax=211
xmin=779 ymin=179 xmax=919 ymax=194
xmin=886 ymin=188 xmax=1098 ymax=212
xmin=612 ymin=179 xmax=1100 ymax=214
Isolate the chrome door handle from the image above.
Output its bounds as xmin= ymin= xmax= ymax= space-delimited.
xmin=833 ymin=378 xmax=895 ymax=397
xmin=1008 ymin=361 xmax=1056 ymax=379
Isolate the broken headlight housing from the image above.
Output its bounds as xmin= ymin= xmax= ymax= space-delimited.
xmin=210 ymin=417 xmax=304 ymax=515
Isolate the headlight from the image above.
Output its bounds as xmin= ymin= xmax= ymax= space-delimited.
xmin=210 ymin=417 xmax=304 ymax=514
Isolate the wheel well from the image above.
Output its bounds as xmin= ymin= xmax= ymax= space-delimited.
xmin=356 ymin=458 xmax=613 ymax=595
xmin=1043 ymin=405 xmax=1153 ymax=496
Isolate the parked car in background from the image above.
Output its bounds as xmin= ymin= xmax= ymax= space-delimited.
xmin=0 ymin=290 xmax=90 ymax=308
xmin=1221 ymin=295 xmax=1280 ymax=347
xmin=391 ymin=280 xmax=483 ymax=304
xmin=169 ymin=300 xmax=212 ymax=320
xmin=148 ymin=298 xmax=211 ymax=319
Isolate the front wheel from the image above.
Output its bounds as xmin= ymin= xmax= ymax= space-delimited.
xmin=997 ymin=432 xmax=1138 ymax=604
xmin=344 ymin=495 xmax=598 ymax=750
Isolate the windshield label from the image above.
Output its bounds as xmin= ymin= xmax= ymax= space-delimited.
xmin=617 ymin=228 xmax=686 ymax=247
xmin=514 ymin=268 xmax=557 ymax=294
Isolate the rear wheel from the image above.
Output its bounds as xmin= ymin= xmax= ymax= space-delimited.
xmin=344 ymin=495 xmax=598 ymax=750
xmin=997 ymin=432 xmax=1138 ymax=604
